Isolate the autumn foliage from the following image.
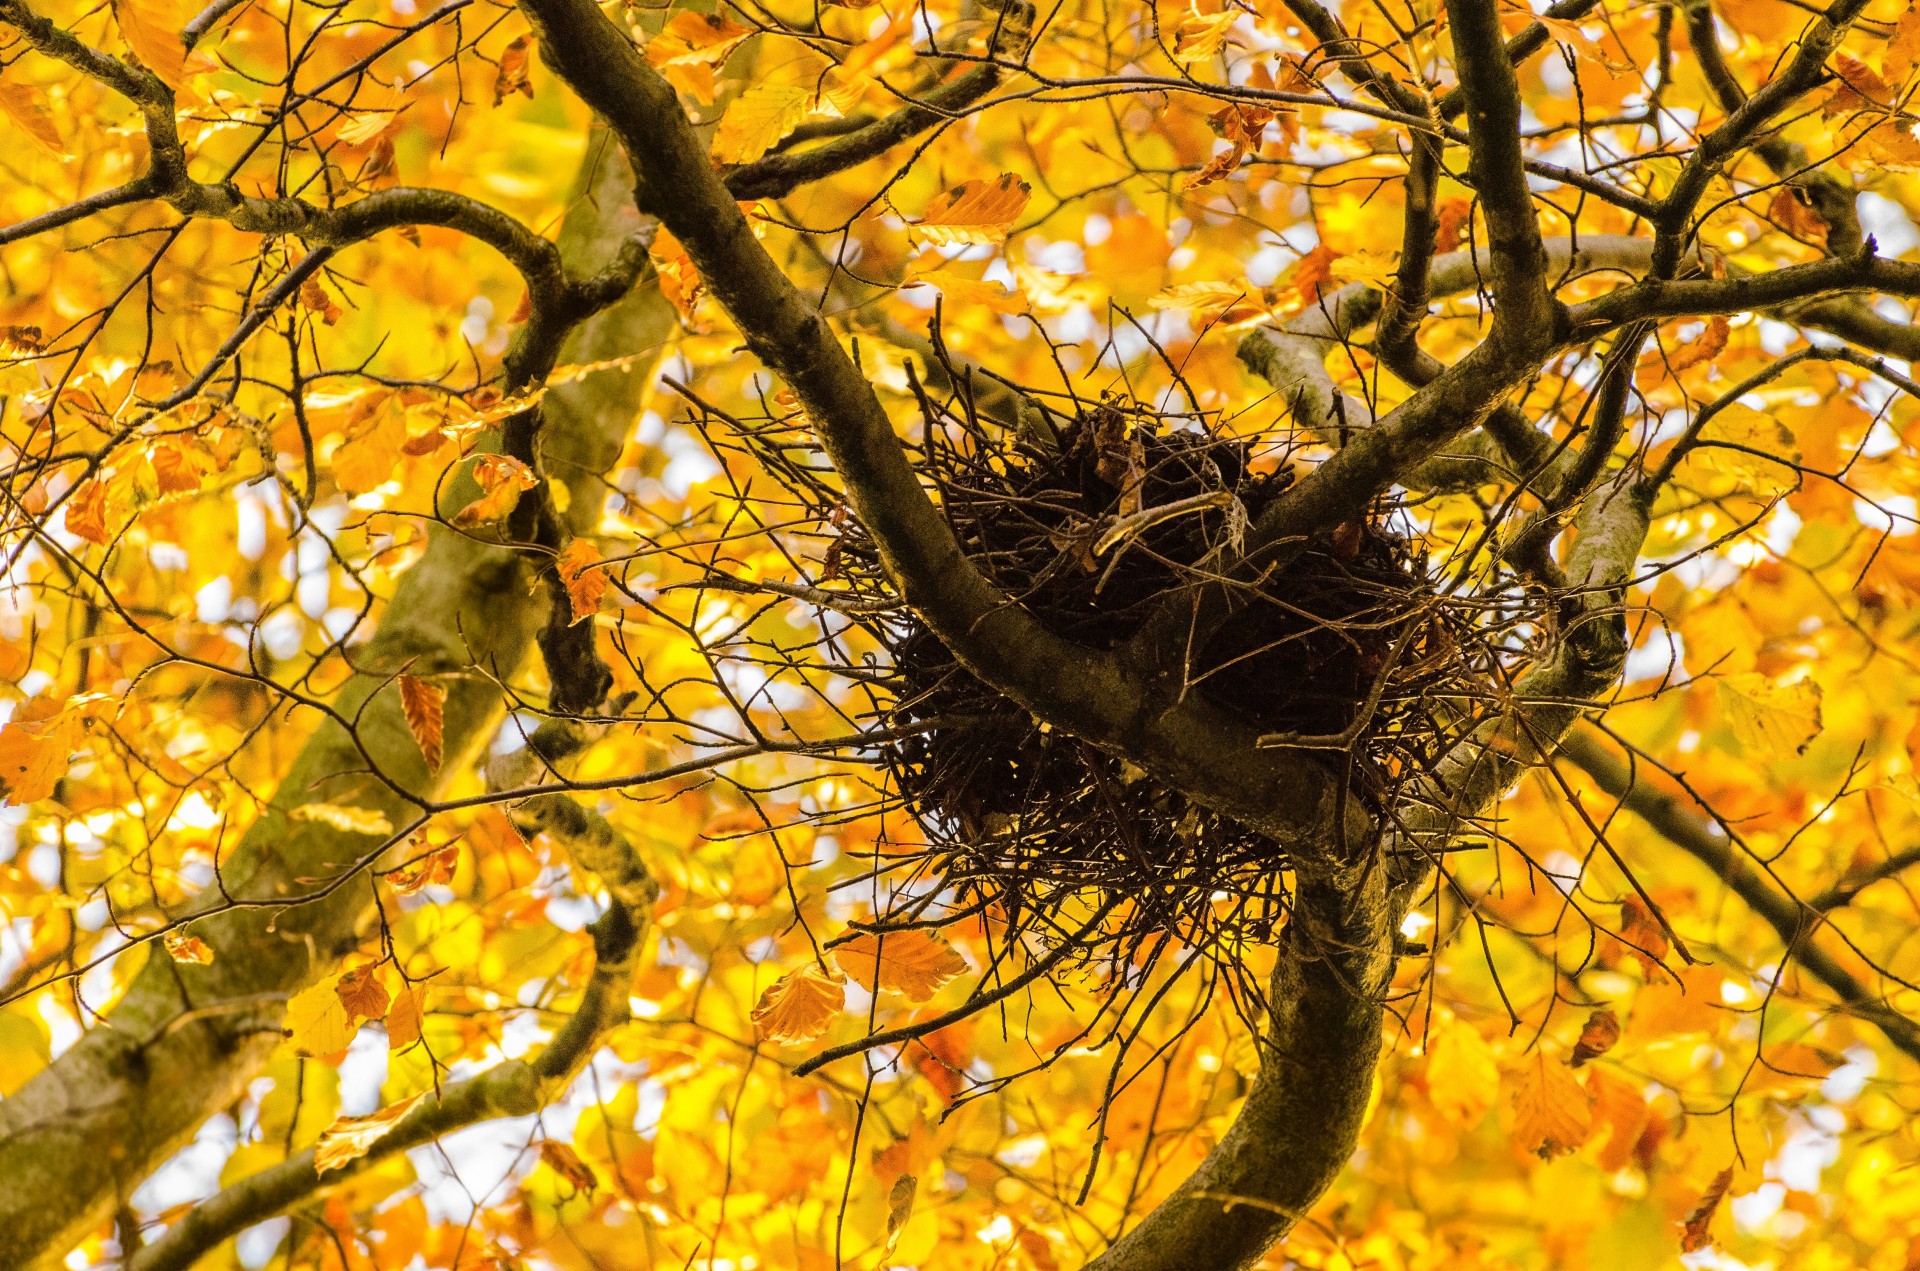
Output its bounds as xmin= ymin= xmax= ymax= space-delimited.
xmin=6 ymin=0 xmax=1920 ymax=1268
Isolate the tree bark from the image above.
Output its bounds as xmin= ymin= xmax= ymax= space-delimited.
xmin=0 ymin=144 xmax=674 ymax=1270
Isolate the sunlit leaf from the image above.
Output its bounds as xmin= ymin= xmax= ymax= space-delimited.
xmin=752 ymin=965 xmax=845 ymax=1043
xmin=834 ymin=931 xmax=967 ymax=1001
xmin=314 ymin=1091 xmax=427 ymax=1174
xmin=911 ymin=175 xmax=1031 ymax=245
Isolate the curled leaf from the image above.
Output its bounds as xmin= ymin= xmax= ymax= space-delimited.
xmin=398 ymin=674 xmax=445 ymax=771
xmin=752 ymin=965 xmax=845 ymax=1043
xmin=314 ymin=1091 xmax=427 ymax=1174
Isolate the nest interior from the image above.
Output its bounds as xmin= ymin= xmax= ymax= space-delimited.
xmin=832 ymin=397 xmax=1487 ymax=962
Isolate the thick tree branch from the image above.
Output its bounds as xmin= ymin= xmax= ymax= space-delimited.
xmin=515 ymin=0 xmax=1370 ymax=864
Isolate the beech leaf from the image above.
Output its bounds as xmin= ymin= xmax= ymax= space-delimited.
xmin=833 ymin=931 xmax=967 ymax=1001
xmin=314 ymin=1091 xmax=428 ymax=1174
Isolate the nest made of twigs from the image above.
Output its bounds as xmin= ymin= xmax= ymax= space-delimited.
xmin=820 ymin=393 xmax=1490 ymax=963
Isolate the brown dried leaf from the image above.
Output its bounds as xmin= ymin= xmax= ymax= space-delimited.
xmin=1510 ymin=1051 xmax=1593 ymax=1158
xmin=1570 ymin=1008 xmax=1621 ymax=1067
xmin=300 ymin=276 xmax=343 ymax=325
xmin=314 ymin=1091 xmax=427 ymax=1174
xmin=1679 ymin=1167 xmax=1734 ymax=1252
xmin=398 ymin=674 xmax=445 ymax=771
xmin=834 ymin=930 xmax=967 ymax=1002
xmin=751 ymin=964 xmax=845 ymax=1043
xmin=885 ymin=1173 xmax=917 ymax=1245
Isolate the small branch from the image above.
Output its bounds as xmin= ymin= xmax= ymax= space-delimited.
xmin=130 ymin=717 xmax=659 ymax=1271
xmin=1558 ymin=727 xmax=1920 ymax=1066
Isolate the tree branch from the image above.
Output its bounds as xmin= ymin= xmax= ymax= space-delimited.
xmin=1558 ymin=727 xmax=1920 ymax=1066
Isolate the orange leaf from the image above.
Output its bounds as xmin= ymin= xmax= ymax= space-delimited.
xmin=386 ymin=983 xmax=423 ymax=1051
xmin=1618 ymin=894 xmax=1669 ymax=974
xmin=452 ymin=455 xmax=539 ymax=527
xmin=912 ymin=175 xmax=1031 ymax=246
xmin=1290 ymin=243 xmax=1340 ymax=305
xmin=1767 ymin=187 xmax=1828 ymax=243
xmin=539 ymin=1140 xmax=599 ymax=1195
xmin=556 ymin=539 xmax=607 ymax=625
xmin=494 ymin=34 xmax=534 ymax=105
xmin=834 ymin=930 xmax=967 ymax=1001
xmin=1890 ymin=6 xmax=1920 ymax=83
xmin=752 ymin=965 xmax=845 ymax=1043
xmin=314 ymin=1091 xmax=428 ymax=1174
xmin=0 ymin=78 xmax=62 ymax=155
xmin=300 ymin=276 xmax=343 ymax=325
xmin=1435 ymin=198 xmax=1473 ymax=252
xmin=1658 ymin=316 xmax=1730 ymax=375
xmin=385 ymin=841 xmax=458 ymax=895
xmin=1510 ymin=1051 xmax=1593 ymax=1158
xmin=114 ymin=0 xmax=188 ymax=91
xmin=336 ymin=965 xmax=391 ymax=1023
xmin=65 ymin=479 xmax=110 ymax=545
xmin=398 ymin=674 xmax=445 ymax=771
xmin=1570 ymin=1008 xmax=1621 ymax=1067
xmin=1679 ymin=1167 xmax=1734 ymax=1252
xmin=163 ymin=933 xmax=214 ymax=965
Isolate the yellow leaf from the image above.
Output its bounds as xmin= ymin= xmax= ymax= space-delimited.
xmin=906 ymin=270 xmax=1029 ymax=314
xmin=1688 ymin=403 xmax=1801 ymax=487
xmin=333 ymin=407 xmax=405 ymax=496
xmin=712 ymin=85 xmax=822 ymax=165
xmin=751 ymin=965 xmax=845 ymax=1043
xmin=1170 ymin=10 xmax=1238 ymax=64
xmin=314 ymin=1091 xmax=427 ymax=1174
xmin=1425 ymin=1015 xmax=1500 ymax=1126
xmin=1509 ymin=1051 xmax=1593 ymax=1158
xmin=163 ymin=933 xmax=215 ymax=965
xmin=834 ymin=930 xmax=967 ymax=1001
xmin=0 ymin=78 xmax=62 ymax=156
xmin=114 ymin=0 xmax=188 ymax=91
xmin=646 ymin=11 xmax=753 ymax=66
xmin=1147 ymin=281 xmax=1273 ymax=328
xmin=1329 ymin=248 xmax=1400 ymax=291
xmin=398 ymin=674 xmax=445 ymax=771
xmin=556 ymin=539 xmax=607 ymax=625
xmin=286 ymin=978 xmax=357 ymax=1058
xmin=1714 ymin=672 xmax=1821 ymax=760
xmin=0 ymin=714 xmax=79 ymax=805
xmin=912 ymin=175 xmax=1031 ymax=246
xmin=291 ymin=802 xmax=395 ymax=837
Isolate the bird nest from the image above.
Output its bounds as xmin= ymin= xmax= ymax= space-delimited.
xmin=812 ymin=393 xmax=1496 ymax=966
